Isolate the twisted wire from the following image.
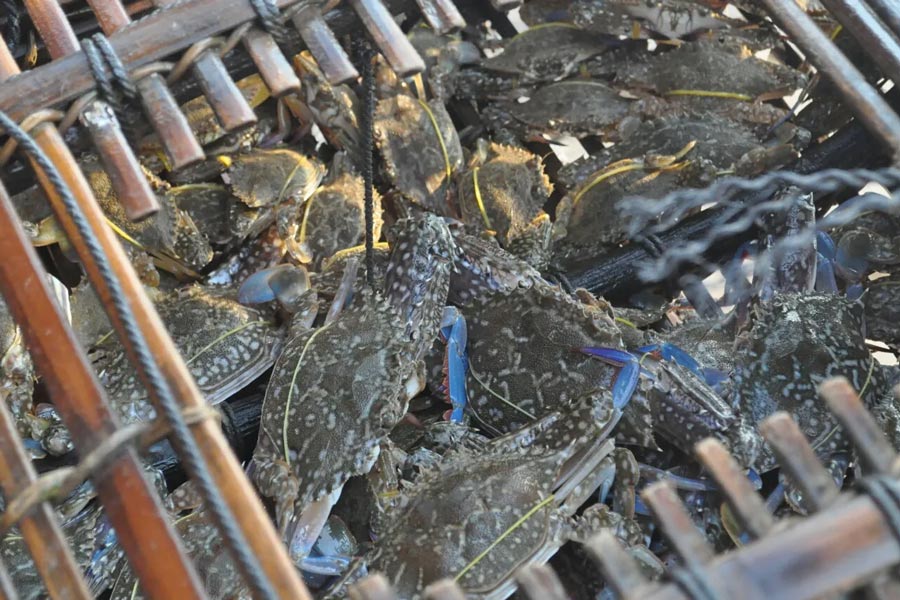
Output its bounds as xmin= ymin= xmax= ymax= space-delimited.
xmin=0 ymin=110 xmax=278 ymax=600
xmin=80 ymin=34 xmax=140 ymax=143
xmin=625 ymin=167 xmax=900 ymax=239
xmin=248 ymin=0 xmax=292 ymax=48
xmin=355 ymin=38 xmax=377 ymax=291
xmin=632 ymin=167 xmax=900 ymax=283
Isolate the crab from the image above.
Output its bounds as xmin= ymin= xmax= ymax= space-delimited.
xmin=553 ymin=114 xmax=801 ymax=267
xmin=1 ymin=276 xmax=79 ymax=458
xmin=289 ymin=51 xmax=364 ymax=165
xmin=732 ymin=292 xmax=883 ymax=472
xmin=204 ymin=224 xmax=288 ymax=289
xmin=80 ymin=155 xmax=215 ymax=275
xmin=484 ymin=79 xmax=634 ymax=143
xmin=324 ymin=391 xmax=646 ymax=599
xmin=408 ymin=26 xmax=481 ymax=101
xmin=1 ymin=478 xmax=138 ymax=600
xmin=478 ymin=23 xmax=616 ymax=82
xmin=247 ymin=213 xmax=456 ymax=569
xmin=374 ymin=81 xmax=464 ymax=216
xmin=863 ymin=277 xmax=900 ymax=353
xmin=218 ymin=147 xmax=326 ymax=263
xmin=287 ymin=151 xmax=384 ymax=268
xmin=617 ymin=36 xmax=805 ymax=99
xmin=108 ymin=508 xmax=246 ymax=600
xmin=456 ymin=140 xmax=555 ymax=268
xmin=0 ymin=299 xmax=35 ymax=442
xmin=520 ymin=0 xmax=731 ymax=39
xmin=94 ymin=284 xmax=283 ymax=425
xmin=165 ymin=183 xmax=270 ymax=255
xmin=137 ymin=73 xmax=274 ymax=175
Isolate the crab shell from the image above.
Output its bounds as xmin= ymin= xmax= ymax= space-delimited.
xmin=375 ymin=94 xmax=464 ymax=216
xmin=98 ymin=285 xmax=283 ymax=425
xmin=335 ymin=394 xmax=622 ymax=600
xmin=462 ymin=282 xmax=643 ymax=435
xmin=733 ymin=293 xmax=881 ymax=471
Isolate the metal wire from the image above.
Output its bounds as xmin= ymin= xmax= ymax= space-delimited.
xmin=859 ymin=476 xmax=900 ymax=552
xmin=0 ymin=109 xmax=278 ymax=600
xmin=628 ymin=167 xmax=900 ymax=283
xmin=80 ymin=34 xmax=140 ymax=143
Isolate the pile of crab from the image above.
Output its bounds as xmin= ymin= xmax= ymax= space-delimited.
xmin=3 ymin=1 xmax=900 ymax=598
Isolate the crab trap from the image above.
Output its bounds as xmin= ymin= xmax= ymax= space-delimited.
xmin=1 ymin=1 xmax=900 ymax=599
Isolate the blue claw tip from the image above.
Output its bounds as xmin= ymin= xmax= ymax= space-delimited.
xmin=580 ymin=346 xmax=633 ymax=367
xmin=637 ymin=343 xmax=704 ymax=378
xmin=816 ymin=231 xmax=836 ymax=261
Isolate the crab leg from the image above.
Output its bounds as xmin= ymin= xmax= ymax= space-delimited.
xmin=577 ymin=347 xmax=643 ymax=410
xmin=326 ymin=258 xmax=361 ymax=324
xmin=440 ymin=306 xmax=468 ymax=423
xmin=286 ymin=488 xmax=343 ymax=570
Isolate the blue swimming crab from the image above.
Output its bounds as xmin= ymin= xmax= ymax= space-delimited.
xmin=324 ymin=391 xmax=648 ymax=599
xmin=456 ymin=140 xmax=556 ymax=268
xmin=219 ymin=146 xmax=326 ymax=262
xmin=94 ymin=284 xmax=283 ymax=424
xmin=375 ymin=74 xmax=464 ymax=216
xmin=519 ymin=0 xmax=730 ymax=39
xmin=247 ymin=213 xmax=456 ymax=568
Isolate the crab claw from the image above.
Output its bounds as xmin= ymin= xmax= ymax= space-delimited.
xmin=440 ymin=307 xmax=468 ymax=423
xmin=816 ymin=232 xmax=867 ymax=298
xmin=238 ymin=264 xmax=310 ymax=311
xmin=636 ymin=343 xmax=703 ymax=379
xmin=286 ymin=489 xmax=342 ymax=568
xmin=835 ymin=231 xmax=870 ymax=283
xmin=579 ymin=347 xmax=641 ymax=410
xmin=815 ymin=250 xmax=839 ymax=294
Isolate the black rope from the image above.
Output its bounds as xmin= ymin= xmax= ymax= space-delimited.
xmin=355 ymin=38 xmax=377 ymax=291
xmin=80 ymin=34 xmax=141 ymax=144
xmin=0 ymin=110 xmax=278 ymax=600
xmin=669 ymin=565 xmax=721 ymax=600
xmin=248 ymin=0 xmax=291 ymax=48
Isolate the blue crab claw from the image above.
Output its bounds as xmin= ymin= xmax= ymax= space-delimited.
xmin=815 ymin=251 xmax=839 ymax=294
xmin=702 ymin=367 xmax=729 ymax=391
xmin=816 ymin=231 xmax=871 ymax=291
xmin=816 ymin=231 xmax=837 ymax=262
xmin=578 ymin=347 xmax=642 ymax=410
xmin=440 ymin=306 xmax=468 ymax=423
xmin=285 ymin=489 xmax=341 ymax=568
xmin=846 ymin=283 xmax=864 ymax=301
xmin=636 ymin=343 xmax=704 ymax=379
xmin=835 ymin=231 xmax=871 ymax=284
xmin=746 ymin=468 xmax=762 ymax=490
xmin=238 ymin=264 xmax=311 ymax=311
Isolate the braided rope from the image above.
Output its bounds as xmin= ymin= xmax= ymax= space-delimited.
xmin=355 ymin=38 xmax=377 ymax=291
